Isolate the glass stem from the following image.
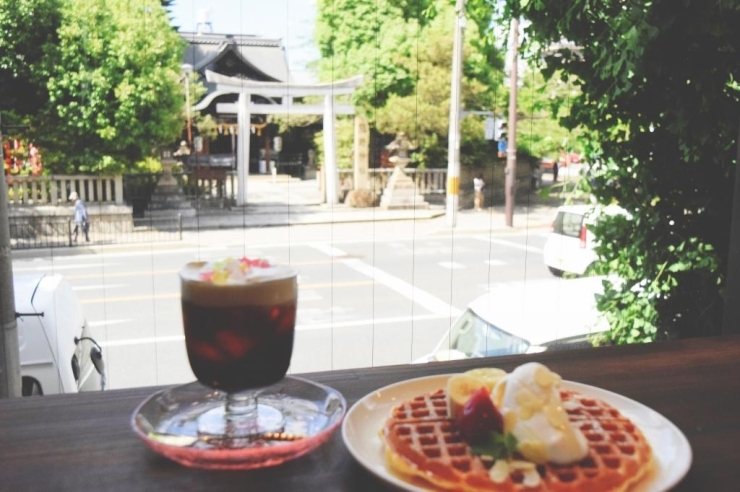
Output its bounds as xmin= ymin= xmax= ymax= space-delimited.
xmin=225 ymin=391 xmax=259 ymax=425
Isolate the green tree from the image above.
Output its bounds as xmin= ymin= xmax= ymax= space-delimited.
xmin=0 ymin=0 xmax=62 ymax=127
xmin=504 ymin=0 xmax=740 ymax=342
xmin=374 ymin=6 xmax=499 ymax=168
xmin=516 ymin=68 xmax=582 ymax=161
xmin=314 ymin=0 xmax=421 ymax=108
xmin=39 ymin=0 xmax=185 ymax=173
xmin=314 ymin=0 xmax=505 ymax=169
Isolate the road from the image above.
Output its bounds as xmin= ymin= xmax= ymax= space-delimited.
xmin=12 ymin=220 xmax=552 ymax=390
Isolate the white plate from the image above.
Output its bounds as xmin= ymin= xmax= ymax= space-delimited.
xmin=342 ymin=374 xmax=691 ymax=492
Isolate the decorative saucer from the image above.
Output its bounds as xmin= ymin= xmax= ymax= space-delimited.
xmin=132 ymin=376 xmax=346 ymax=470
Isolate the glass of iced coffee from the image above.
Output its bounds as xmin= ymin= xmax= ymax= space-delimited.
xmin=180 ymin=257 xmax=298 ymax=438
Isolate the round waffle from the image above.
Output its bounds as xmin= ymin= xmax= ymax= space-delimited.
xmin=381 ymin=388 xmax=653 ymax=492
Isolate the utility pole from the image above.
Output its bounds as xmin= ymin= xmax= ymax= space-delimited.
xmin=446 ymin=0 xmax=467 ymax=227
xmin=182 ymin=64 xmax=193 ymax=146
xmin=0 ymin=112 xmax=22 ymax=398
xmin=504 ymin=18 xmax=519 ymax=227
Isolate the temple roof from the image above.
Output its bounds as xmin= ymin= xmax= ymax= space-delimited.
xmin=180 ymin=32 xmax=291 ymax=83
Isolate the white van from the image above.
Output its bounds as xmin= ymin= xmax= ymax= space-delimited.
xmin=416 ymin=276 xmax=609 ymax=363
xmin=14 ymin=274 xmax=105 ymax=396
xmin=543 ymin=204 xmax=628 ymax=276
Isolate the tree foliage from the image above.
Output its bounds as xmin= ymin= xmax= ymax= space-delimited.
xmin=37 ymin=0 xmax=185 ymax=173
xmin=314 ymin=0 xmax=505 ymax=169
xmin=504 ymin=0 xmax=740 ymax=342
xmin=0 ymin=0 xmax=62 ymax=123
xmin=516 ymin=68 xmax=583 ymax=160
xmin=374 ymin=7 xmax=499 ymax=168
xmin=1 ymin=0 xmax=186 ymax=174
xmin=314 ymin=0 xmax=422 ymax=108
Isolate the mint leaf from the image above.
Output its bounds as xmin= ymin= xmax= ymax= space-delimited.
xmin=470 ymin=432 xmax=518 ymax=460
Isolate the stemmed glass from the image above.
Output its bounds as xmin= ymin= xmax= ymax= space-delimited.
xmin=179 ymin=258 xmax=298 ymax=439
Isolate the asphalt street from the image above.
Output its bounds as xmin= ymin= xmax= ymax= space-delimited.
xmin=12 ymin=217 xmax=554 ymax=390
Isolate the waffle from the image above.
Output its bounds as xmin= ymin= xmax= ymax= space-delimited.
xmin=381 ymin=388 xmax=653 ymax=492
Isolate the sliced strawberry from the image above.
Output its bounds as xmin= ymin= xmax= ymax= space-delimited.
xmin=189 ymin=341 xmax=224 ymax=362
xmin=242 ymin=257 xmax=271 ymax=268
xmin=276 ymin=307 xmax=296 ymax=334
xmin=199 ymin=271 xmax=215 ymax=283
xmin=457 ymin=387 xmax=504 ymax=443
xmin=214 ymin=330 xmax=256 ymax=359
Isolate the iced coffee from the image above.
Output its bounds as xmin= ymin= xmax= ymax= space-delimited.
xmin=180 ymin=258 xmax=298 ymax=392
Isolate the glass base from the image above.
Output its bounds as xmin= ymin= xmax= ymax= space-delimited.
xmin=197 ymin=403 xmax=284 ymax=438
xmin=132 ymin=377 xmax=346 ymax=470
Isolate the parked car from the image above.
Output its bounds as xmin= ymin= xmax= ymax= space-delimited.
xmin=14 ymin=274 xmax=105 ymax=396
xmin=415 ymin=276 xmax=609 ymax=363
xmin=543 ymin=204 xmax=628 ymax=277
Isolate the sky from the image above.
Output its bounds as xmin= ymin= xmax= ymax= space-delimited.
xmin=170 ymin=0 xmax=320 ymax=82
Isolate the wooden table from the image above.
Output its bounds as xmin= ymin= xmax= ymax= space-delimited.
xmin=1 ymin=335 xmax=739 ymax=491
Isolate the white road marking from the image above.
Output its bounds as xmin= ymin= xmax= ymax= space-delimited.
xmin=439 ymin=262 xmax=465 ymax=270
xmin=307 ymin=243 xmax=462 ymax=317
xmin=88 ymin=318 xmax=133 ymax=328
xmin=296 ymin=313 xmax=451 ymax=331
xmin=298 ymin=289 xmax=322 ymax=301
xmin=472 ymin=235 xmax=544 ymax=254
xmin=485 ymin=259 xmax=506 ymax=266
xmin=97 ymin=313 xmax=453 ymax=348
xmin=13 ymin=245 xmax=229 ymax=264
xmin=13 ymin=231 xmax=544 ymax=265
xmin=12 ymin=263 xmax=119 ymax=272
xmin=308 ymin=242 xmax=347 ymax=257
xmin=340 ymin=257 xmax=461 ymax=317
xmin=100 ymin=335 xmax=184 ymax=348
xmin=73 ymin=284 xmax=126 ymax=291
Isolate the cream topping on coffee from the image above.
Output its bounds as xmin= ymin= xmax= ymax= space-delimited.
xmin=180 ymin=259 xmax=297 ymax=307
xmin=181 ymin=257 xmax=281 ymax=285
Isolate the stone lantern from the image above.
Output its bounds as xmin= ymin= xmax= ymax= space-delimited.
xmin=379 ymin=132 xmax=429 ymax=209
xmin=145 ymin=144 xmax=196 ymax=218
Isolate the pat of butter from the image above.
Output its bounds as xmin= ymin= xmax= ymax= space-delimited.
xmin=515 ymin=390 xmax=545 ymax=420
xmin=489 ymin=460 xmax=510 ymax=483
xmin=503 ymin=410 xmax=518 ymax=433
xmin=518 ymin=440 xmax=548 ymax=464
xmin=534 ymin=365 xmax=560 ymax=388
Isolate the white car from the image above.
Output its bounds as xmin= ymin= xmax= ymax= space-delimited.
xmin=543 ymin=204 xmax=628 ymax=277
xmin=416 ymin=276 xmax=609 ymax=363
xmin=14 ymin=274 xmax=105 ymax=396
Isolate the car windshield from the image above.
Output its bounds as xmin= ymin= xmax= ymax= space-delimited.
xmin=555 ymin=211 xmax=584 ymax=238
xmin=448 ymin=309 xmax=530 ymax=357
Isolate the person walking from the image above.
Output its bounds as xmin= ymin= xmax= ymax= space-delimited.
xmin=473 ymin=173 xmax=485 ymax=211
xmin=69 ymin=191 xmax=89 ymax=243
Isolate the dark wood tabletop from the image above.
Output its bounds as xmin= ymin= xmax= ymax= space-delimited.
xmin=1 ymin=335 xmax=739 ymax=491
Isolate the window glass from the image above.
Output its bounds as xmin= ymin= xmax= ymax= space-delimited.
xmin=450 ymin=310 xmax=530 ymax=358
xmin=561 ymin=213 xmax=584 ymax=238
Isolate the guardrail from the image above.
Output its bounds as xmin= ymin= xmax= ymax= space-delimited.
xmin=337 ymin=168 xmax=447 ymax=194
xmin=10 ymin=169 xmax=449 ymax=215
xmin=6 ymin=175 xmax=124 ymax=205
xmin=8 ymin=215 xmax=182 ymax=250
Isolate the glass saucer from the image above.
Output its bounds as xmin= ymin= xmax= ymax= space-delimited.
xmin=131 ymin=376 xmax=346 ymax=470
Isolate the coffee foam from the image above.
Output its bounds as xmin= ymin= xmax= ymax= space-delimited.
xmin=180 ymin=261 xmax=297 ymax=307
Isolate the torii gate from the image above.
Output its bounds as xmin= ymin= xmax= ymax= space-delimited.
xmin=193 ymin=70 xmax=363 ymax=206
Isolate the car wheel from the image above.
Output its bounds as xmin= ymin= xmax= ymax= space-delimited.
xmin=548 ymin=266 xmax=564 ymax=277
xmin=22 ymin=377 xmax=43 ymax=397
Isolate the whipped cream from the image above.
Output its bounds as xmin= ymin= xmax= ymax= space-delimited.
xmin=180 ymin=259 xmax=297 ymax=307
xmin=181 ymin=257 xmax=283 ymax=285
xmin=491 ymin=362 xmax=588 ymax=465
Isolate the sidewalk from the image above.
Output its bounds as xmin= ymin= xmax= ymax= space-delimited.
xmin=10 ymin=178 xmax=561 ymax=258
xmin=182 ymin=177 xmax=558 ymax=233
